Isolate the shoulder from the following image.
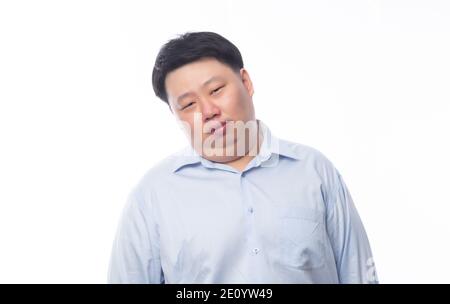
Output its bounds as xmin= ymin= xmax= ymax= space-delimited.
xmin=126 ymin=146 xmax=192 ymax=206
xmin=278 ymin=138 xmax=342 ymax=190
xmin=280 ymin=138 xmax=337 ymax=170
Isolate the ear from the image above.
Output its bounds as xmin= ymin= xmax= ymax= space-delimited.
xmin=240 ymin=68 xmax=254 ymax=97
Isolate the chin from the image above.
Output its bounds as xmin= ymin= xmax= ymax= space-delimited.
xmin=202 ymin=153 xmax=241 ymax=163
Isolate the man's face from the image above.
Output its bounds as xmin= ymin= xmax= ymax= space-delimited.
xmin=165 ymin=57 xmax=257 ymax=163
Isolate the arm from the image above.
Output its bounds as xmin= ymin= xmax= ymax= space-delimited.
xmin=108 ymin=188 xmax=164 ymax=284
xmin=325 ymin=171 xmax=378 ymax=284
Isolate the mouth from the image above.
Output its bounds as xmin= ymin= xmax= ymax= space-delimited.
xmin=210 ymin=121 xmax=228 ymax=136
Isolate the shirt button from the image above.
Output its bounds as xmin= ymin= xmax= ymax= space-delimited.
xmin=252 ymin=248 xmax=260 ymax=255
xmin=248 ymin=207 xmax=254 ymax=214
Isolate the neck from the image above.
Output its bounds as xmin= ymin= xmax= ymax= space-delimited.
xmin=224 ymin=120 xmax=263 ymax=172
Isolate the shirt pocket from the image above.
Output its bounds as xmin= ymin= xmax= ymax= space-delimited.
xmin=275 ymin=205 xmax=325 ymax=270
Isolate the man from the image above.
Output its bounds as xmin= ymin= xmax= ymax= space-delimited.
xmin=108 ymin=31 xmax=378 ymax=284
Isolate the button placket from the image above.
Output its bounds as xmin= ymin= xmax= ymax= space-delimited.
xmin=239 ymin=174 xmax=262 ymax=257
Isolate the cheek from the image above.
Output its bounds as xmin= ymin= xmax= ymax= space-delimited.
xmin=226 ymin=89 xmax=252 ymax=118
xmin=175 ymin=115 xmax=196 ymax=137
xmin=222 ymin=89 xmax=247 ymax=112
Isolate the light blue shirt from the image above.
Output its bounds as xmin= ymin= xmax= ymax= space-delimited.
xmin=108 ymin=120 xmax=378 ymax=284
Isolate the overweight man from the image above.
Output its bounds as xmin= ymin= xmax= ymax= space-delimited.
xmin=108 ymin=31 xmax=378 ymax=284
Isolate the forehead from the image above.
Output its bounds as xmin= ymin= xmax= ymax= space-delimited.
xmin=165 ymin=58 xmax=235 ymax=93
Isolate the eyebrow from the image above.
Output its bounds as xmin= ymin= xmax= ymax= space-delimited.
xmin=176 ymin=76 xmax=224 ymax=104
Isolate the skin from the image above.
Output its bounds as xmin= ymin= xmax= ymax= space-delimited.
xmin=165 ymin=57 xmax=262 ymax=172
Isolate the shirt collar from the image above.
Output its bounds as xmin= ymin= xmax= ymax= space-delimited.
xmin=171 ymin=119 xmax=301 ymax=173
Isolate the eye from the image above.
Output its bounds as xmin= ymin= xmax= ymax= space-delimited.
xmin=182 ymin=102 xmax=195 ymax=110
xmin=211 ymin=86 xmax=224 ymax=95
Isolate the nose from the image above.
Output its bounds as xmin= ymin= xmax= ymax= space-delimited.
xmin=201 ymin=99 xmax=221 ymax=123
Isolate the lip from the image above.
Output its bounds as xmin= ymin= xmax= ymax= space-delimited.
xmin=210 ymin=121 xmax=228 ymax=137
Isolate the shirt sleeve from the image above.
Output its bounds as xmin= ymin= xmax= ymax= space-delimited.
xmin=107 ymin=188 xmax=164 ymax=284
xmin=325 ymin=170 xmax=379 ymax=284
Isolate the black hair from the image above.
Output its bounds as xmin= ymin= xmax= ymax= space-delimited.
xmin=152 ymin=31 xmax=244 ymax=105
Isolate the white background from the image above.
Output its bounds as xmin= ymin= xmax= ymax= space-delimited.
xmin=0 ymin=0 xmax=449 ymax=283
